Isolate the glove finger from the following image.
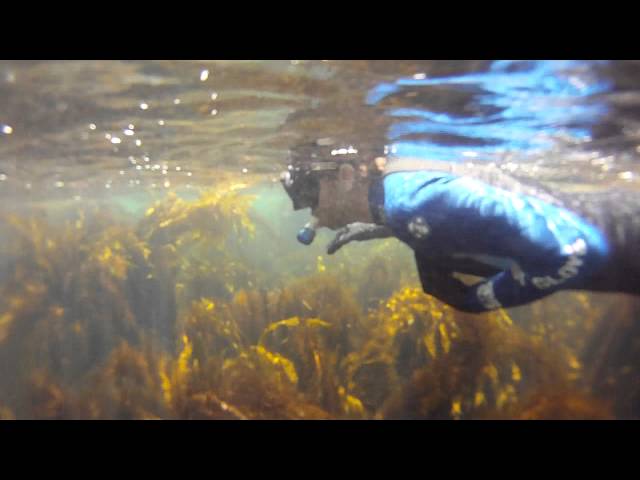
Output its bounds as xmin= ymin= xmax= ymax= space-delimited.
xmin=326 ymin=227 xmax=351 ymax=255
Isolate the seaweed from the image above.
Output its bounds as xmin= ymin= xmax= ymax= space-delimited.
xmin=78 ymin=340 xmax=167 ymax=420
xmin=0 ymin=405 xmax=14 ymax=420
xmin=215 ymin=346 xmax=331 ymax=419
xmin=496 ymin=389 xmax=614 ymax=420
xmin=0 ymin=178 xmax=635 ymax=419
xmin=580 ymin=297 xmax=640 ymax=418
xmin=0 ymin=212 xmax=143 ymax=413
xmin=26 ymin=371 xmax=74 ymax=420
xmin=345 ymin=287 xmax=580 ymax=419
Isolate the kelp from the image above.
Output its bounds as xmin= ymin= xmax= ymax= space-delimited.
xmin=138 ymin=187 xmax=255 ymax=249
xmin=157 ymin=331 xmax=331 ymax=420
xmin=0 ymin=212 xmax=143 ymax=413
xmin=258 ymin=316 xmax=353 ymax=417
xmin=357 ymin=255 xmax=403 ymax=311
xmin=0 ymin=183 xmax=257 ymax=414
xmin=216 ymin=346 xmax=331 ymax=419
xmin=272 ymin=274 xmax=365 ymax=357
xmin=78 ymin=341 xmax=167 ymax=420
xmin=0 ymin=405 xmax=14 ymax=420
xmin=138 ymin=185 xmax=259 ymax=315
xmin=580 ymin=296 xmax=640 ymax=418
xmin=26 ymin=371 xmax=74 ymax=420
xmin=0 ymin=179 xmax=637 ymax=419
xmin=344 ymin=287 xmax=581 ymax=418
xmin=495 ymin=389 xmax=614 ymax=420
xmin=160 ymin=284 xmax=362 ymax=418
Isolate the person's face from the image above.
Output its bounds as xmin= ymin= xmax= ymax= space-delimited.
xmin=312 ymin=164 xmax=373 ymax=230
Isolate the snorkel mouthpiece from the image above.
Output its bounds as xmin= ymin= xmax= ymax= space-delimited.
xmin=297 ymin=219 xmax=318 ymax=245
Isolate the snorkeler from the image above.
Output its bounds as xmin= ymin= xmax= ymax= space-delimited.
xmin=281 ymin=142 xmax=640 ymax=313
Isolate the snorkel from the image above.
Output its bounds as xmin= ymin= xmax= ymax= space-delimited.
xmin=297 ymin=218 xmax=318 ymax=245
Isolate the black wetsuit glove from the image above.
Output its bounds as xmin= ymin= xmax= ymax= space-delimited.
xmin=327 ymin=222 xmax=394 ymax=255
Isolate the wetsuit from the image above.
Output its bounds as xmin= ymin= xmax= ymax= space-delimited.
xmin=367 ymin=159 xmax=640 ymax=312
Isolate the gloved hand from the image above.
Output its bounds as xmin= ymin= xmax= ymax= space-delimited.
xmin=327 ymin=222 xmax=393 ymax=254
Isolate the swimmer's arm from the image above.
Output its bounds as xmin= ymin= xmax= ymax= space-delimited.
xmin=415 ymin=257 xmax=475 ymax=309
xmin=425 ymin=254 xmax=585 ymax=313
xmin=458 ymin=270 xmax=554 ymax=312
xmin=326 ymin=222 xmax=394 ymax=255
xmin=416 ymin=260 xmax=556 ymax=313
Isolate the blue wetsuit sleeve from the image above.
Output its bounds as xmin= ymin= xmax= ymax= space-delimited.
xmin=416 ymin=232 xmax=594 ymax=313
xmin=462 ymin=236 xmax=594 ymax=311
xmin=413 ymin=253 xmax=546 ymax=312
xmin=459 ymin=267 xmax=560 ymax=312
xmin=415 ymin=252 xmax=472 ymax=308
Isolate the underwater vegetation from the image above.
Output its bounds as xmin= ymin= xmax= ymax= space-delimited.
xmin=0 ymin=180 xmax=636 ymax=419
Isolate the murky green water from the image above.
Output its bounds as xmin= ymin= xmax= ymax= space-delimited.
xmin=1 ymin=60 xmax=639 ymax=419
